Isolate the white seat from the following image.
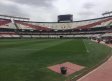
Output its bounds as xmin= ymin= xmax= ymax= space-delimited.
xmin=11 ymin=35 xmax=20 ymax=37
xmin=2 ymin=35 xmax=11 ymax=37
xmin=22 ymin=35 xmax=31 ymax=37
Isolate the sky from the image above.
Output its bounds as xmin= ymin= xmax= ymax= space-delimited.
xmin=0 ymin=0 xmax=112 ymax=22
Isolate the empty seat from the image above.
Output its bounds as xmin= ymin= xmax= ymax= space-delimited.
xmin=22 ymin=35 xmax=31 ymax=37
xmin=11 ymin=35 xmax=20 ymax=37
xmin=2 ymin=35 xmax=12 ymax=37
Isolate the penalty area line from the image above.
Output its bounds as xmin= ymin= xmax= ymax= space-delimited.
xmin=83 ymin=39 xmax=89 ymax=52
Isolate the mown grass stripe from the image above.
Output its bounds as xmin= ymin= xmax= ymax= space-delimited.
xmin=0 ymin=39 xmax=111 ymax=81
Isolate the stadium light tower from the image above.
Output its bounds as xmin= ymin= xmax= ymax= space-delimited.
xmin=102 ymin=11 xmax=112 ymax=16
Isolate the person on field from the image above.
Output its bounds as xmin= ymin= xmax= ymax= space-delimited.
xmin=110 ymin=38 xmax=112 ymax=44
xmin=98 ymin=39 xmax=100 ymax=43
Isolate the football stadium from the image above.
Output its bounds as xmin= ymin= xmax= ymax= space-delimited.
xmin=0 ymin=13 xmax=112 ymax=81
xmin=1 ymin=1 xmax=112 ymax=81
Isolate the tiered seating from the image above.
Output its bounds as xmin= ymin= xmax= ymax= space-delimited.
xmin=74 ymin=35 xmax=83 ymax=37
xmin=0 ymin=20 xmax=11 ymax=26
xmin=66 ymin=35 xmax=74 ymax=37
xmin=13 ymin=16 xmax=112 ymax=30
xmin=49 ymin=35 xmax=58 ymax=38
xmin=83 ymin=34 xmax=93 ymax=37
xmin=49 ymin=32 xmax=55 ymax=34
xmin=78 ymin=31 xmax=86 ymax=33
xmin=62 ymin=32 xmax=70 ymax=34
xmin=41 ymin=35 xmax=48 ymax=38
xmin=11 ymin=35 xmax=20 ymax=37
xmin=41 ymin=17 xmax=112 ymax=30
xmin=0 ymin=35 xmax=3 ymax=38
xmin=91 ymin=18 xmax=112 ymax=28
xmin=22 ymin=35 xmax=31 ymax=38
xmin=31 ymin=35 xmax=40 ymax=38
xmin=2 ymin=35 xmax=12 ymax=37
xmin=0 ymin=32 xmax=16 ymax=35
xmin=15 ymin=21 xmax=54 ymax=30
xmin=25 ymin=32 xmax=33 ymax=34
xmin=0 ymin=19 xmax=16 ymax=29
xmin=32 ymin=32 xmax=40 ymax=34
xmin=91 ymin=34 xmax=101 ymax=37
xmin=15 ymin=21 xmax=34 ymax=30
xmin=0 ymin=16 xmax=112 ymax=39
xmin=0 ymin=31 xmax=20 ymax=38
xmin=0 ymin=16 xmax=112 ymax=31
xmin=56 ymin=32 xmax=63 ymax=34
xmin=41 ymin=32 xmax=48 ymax=34
xmin=102 ymin=33 xmax=112 ymax=37
xmin=73 ymin=17 xmax=112 ymax=29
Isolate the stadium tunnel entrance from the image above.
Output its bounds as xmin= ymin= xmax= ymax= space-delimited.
xmin=60 ymin=36 xmax=63 ymax=38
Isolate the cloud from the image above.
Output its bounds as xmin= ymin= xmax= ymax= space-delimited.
xmin=9 ymin=0 xmax=55 ymax=8
xmin=0 ymin=0 xmax=112 ymax=22
xmin=0 ymin=0 xmax=57 ymax=22
xmin=83 ymin=2 xmax=96 ymax=9
xmin=0 ymin=0 xmax=30 ymax=17
xmin=78 ymin=11 xmax=95 ymax=16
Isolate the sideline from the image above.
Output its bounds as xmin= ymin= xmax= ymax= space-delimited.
xmin=70 ymin=40 xmax=112 ymax=81
xmin=83 ymin=39 xmax=89 ymax=52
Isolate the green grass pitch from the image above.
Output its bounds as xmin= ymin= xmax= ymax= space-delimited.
xmin=0 ymin=39 xmax=111 ymax=81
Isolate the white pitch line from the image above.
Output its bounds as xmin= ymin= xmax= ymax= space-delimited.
xmin=83 ymin=39 xmax=89 ymax=52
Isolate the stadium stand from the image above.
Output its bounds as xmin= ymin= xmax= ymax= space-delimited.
xmin=0 ymin=16 xmax=112 ymax=39
xmin=2 ymin=35 xmax=12 ymax=37
xmin=14 ymin=16 xmax=112 ymax=30
xmin=102 ymin=33 xmax=112 ymax=37
xmin=49 ymin=35 xmax=58 ymax=38
xmin=0 ymin=19 xmax=16 ymax=29
xmin=15 ymin=21 xmax=54 ymax=30
xmin=22 ymin=35 xmax=31 ymax=38
xmin=11 ymin=35 xmax=20 ymax=38
xmin=0 ymin=32 xmax=16 ymax=35
xmin=31 ymin=35 xmax=39 ymax=38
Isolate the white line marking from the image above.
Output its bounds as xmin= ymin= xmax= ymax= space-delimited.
xmin=83 ymin=39 xmax=89 ymax=52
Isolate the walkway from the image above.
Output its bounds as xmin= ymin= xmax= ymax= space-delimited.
xmin=78 ymin=40 xmax=112 ymax=81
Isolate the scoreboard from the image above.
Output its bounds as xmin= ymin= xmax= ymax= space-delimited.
xmin=58 ymin=14 xmax=73 ymax=22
